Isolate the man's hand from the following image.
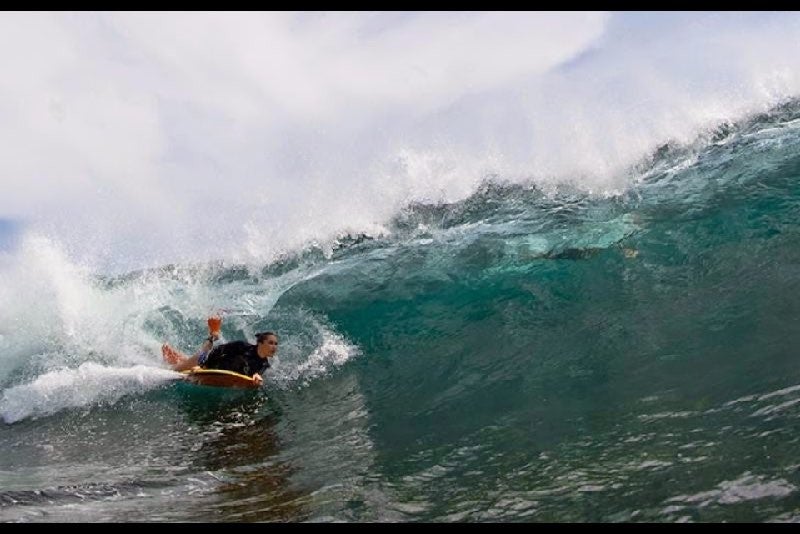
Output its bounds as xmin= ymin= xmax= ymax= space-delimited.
xmin=207 ymin=315 xmax=222 ymax=337
xmin=252 ymin=373 xmax=263 ymax=386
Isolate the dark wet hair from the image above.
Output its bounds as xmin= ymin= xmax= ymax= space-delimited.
xmin=256 ymin=331 xmax=277 ymax=344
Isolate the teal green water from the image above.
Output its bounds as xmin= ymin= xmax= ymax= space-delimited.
xmin=2 ymin=104 xmax=800 ymax=521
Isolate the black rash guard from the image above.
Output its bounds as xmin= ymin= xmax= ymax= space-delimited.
xmin=202 ymin=340 xmax=271 ymax=377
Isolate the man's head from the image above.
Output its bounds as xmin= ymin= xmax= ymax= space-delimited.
xmin=255 ymin=331 xmax=279 ymax=359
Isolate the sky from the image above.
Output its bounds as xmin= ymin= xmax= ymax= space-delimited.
xmin=1 ymin=11 xmax=800 ymax=273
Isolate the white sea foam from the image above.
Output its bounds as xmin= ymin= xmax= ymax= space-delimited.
xmin=0 ymin=13 xmax=798 ymax=272
xmin=0 ymin=363 xmax=179 ymax=423
xmin=271 ymin=316 xmax=361 ymax=388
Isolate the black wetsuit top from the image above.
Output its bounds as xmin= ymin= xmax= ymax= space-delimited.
xmin=202 ymin=341 xmax=270 ymax=377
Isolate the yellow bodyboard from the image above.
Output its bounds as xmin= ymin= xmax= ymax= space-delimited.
xmin=180 ymin=367 xmax=259 ymax=389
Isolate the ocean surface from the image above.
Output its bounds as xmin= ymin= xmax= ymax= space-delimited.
xmin=2 ymin=102 xmax=800 ymax=522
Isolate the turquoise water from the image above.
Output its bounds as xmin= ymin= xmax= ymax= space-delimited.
xmin=2 ymin=103 xmax=800 ymax=522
